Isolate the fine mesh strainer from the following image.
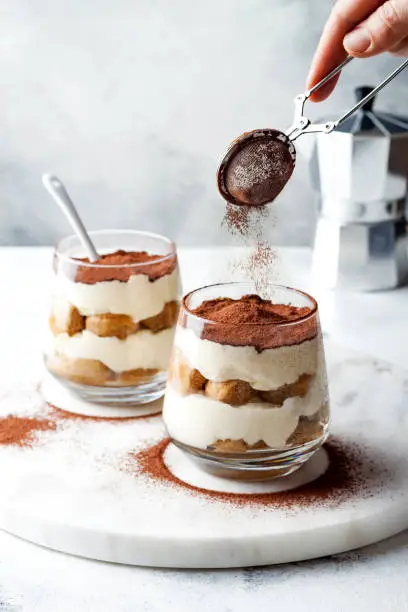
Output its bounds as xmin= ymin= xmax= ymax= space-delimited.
xmin=217 ymin=56 xmax=408 ymax=207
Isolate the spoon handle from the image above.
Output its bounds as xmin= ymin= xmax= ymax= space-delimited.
xmin=42 ymin=174 xmax=99 ymax=262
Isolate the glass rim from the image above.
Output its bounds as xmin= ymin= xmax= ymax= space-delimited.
xmin=55 ymin=229 xmax=177 ymax=269
xmin=182 ymin=281 xmax=318 ymax=327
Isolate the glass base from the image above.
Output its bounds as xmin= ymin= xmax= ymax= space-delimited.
xmin=172 ymin=430 xmax=329 ymax=481
xmin=52 ymin=373 xmax=167 ymax=406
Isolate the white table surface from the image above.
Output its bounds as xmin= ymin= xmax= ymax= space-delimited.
xmin=1 ymin=245 xmax=408 ymax=612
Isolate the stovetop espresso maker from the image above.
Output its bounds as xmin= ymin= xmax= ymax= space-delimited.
xmin=310 ymin=86 xmax=408 ymax=291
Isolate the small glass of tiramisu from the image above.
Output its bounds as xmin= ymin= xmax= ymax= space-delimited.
xmin=45 ymin=230 xmax=181 ymax=404
xmin=163 ymin=282 xmax=329 ymax=479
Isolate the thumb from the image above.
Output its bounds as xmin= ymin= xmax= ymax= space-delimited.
xmin=343 ymin=0 xmax=408 ymax=56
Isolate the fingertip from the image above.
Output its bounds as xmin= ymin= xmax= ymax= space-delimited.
xmin=306 ymin=49 xmax=346 ymax=101
xmin=306 ymin=56 xmax=321 ymax=91
xmin=308 ymin=90 xmax=330 ymax=103
xmin=306 ymin=74 xmax=340 ymax=102
xmin=308 ymin=91 xmax=329 ymax=103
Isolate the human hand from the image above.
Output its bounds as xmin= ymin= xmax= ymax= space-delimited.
xmin=307 ymin=0 xmax=408 ymax=101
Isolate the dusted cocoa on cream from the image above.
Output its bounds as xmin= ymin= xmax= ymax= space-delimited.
xmin=73 ymin=250 xmax=178 ymax=284
xmin=185 ymin=294 xmax=317 ymax=351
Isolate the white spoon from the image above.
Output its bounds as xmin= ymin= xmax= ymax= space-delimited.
xmin=42 ymin=174 xmax=99 ymax=262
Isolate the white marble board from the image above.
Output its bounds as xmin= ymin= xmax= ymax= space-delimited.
xmin=0 ymin=341 xmax=407 ymax=568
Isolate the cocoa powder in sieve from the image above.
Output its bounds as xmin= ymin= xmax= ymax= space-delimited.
xmin=224 ymin=137 xmax=295 ymax=207
xmin=130 ymin=437 xmax=388 ymax=509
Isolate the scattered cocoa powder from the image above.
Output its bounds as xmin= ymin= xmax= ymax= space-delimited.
xmin=0 ymin=415 xmax=57 ymax=447
xmin=129 ymin=437 xmax=389 ymax=509
xmin=69 ymin=250 xmax=177 ymax=284
xmin=183 ymin=294 xmax=317 ymax=351
xmin=0 ymin=404 xmax=161 ymax=450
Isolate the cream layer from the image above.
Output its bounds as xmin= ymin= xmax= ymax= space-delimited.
xmin=53 ymin=268 xmax=180 ymax=322
xmin=52 ymin=327 xmax=175 ymax=372
xmin=174 ymin=326 xmax=322 ymax=390
xmin=163 ymin=374 xmax=327 ymax=449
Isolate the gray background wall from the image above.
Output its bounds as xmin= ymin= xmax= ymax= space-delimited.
xmin=0 ymin=0 xmax=407 ymax=247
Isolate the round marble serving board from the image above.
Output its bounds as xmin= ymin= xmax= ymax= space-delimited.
xmin=0 ymin=340 xmax=408 ymax=569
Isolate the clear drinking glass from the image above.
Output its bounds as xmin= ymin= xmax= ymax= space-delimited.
xmin=163 ymin=282 xmax=330 ymax=479
xmin=45 ymin=230 xmax=181 ymax=405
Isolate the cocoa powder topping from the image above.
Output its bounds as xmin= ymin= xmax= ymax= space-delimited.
xmin=72 ymin=250 xmax=177 ymax=284
xmin=184 ymin=295 xmax=317 ymax=350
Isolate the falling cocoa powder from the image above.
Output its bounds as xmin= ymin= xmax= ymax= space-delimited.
xmin=218 ymin=129 xmax=297 ymax=292
xmin=128 ymin=437 xmax=389 ymax=509
xmin=0 ymin=415 xmax=57 ymax=447
xmin=240 ymin=240 xmax=277 ymax=295
xmin=249 ymin=241 xmax=275 ymax=268
xmin=223 ymin=205 xmax=251 ymax=237
xmin=223 ymin=203 xmax=269 ymax=239
xmin=222 ymin=199 xmax=277 ymax=293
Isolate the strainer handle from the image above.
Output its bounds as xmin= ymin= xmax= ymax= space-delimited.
xmin=335 ymin=58 xmax=408 ymax=127
xmin=287 ymin=56 xmax=408 ymax=140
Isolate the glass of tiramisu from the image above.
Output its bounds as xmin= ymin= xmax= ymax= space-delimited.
xmin=163 ymin=282 xmax=329 ymax=479
xmin=45 ymin=230 xmax=181 ymax=405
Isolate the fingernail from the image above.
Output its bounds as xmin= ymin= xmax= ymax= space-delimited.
xmin=344 ymin=27 xmax=371 ymax=53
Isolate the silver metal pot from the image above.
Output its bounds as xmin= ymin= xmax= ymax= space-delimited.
xmin=310 ymin=86 xmax=408 ymax=291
